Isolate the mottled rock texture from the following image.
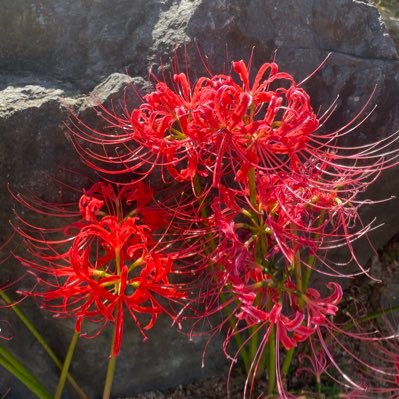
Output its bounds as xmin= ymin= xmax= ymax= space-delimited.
xmin=1 ymin=0 xmax=399 ymax=398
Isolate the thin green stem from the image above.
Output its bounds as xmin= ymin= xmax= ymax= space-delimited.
xmin=0 ymin=291 xmax=56 ymax=361
xmin=54 ymin=330 xmax=80 ymax=399
xmin=102 ymin=324 xmax=118 ymax=399
xmin=249 ymin=325 xmax=259 ymax=370
xmin=0 ymin=346 xmax=51 ymax=399
xmin=316 ymin=374 xmax=322 ymax=399
xmin=103 ymin=248 xmax=122 ymax=399
xmin=294 ymin=254 xmax=303 ymax=299
xmin=281 ymin=347 xmax=295 ymax=377
xmin=267 ymin=326 xmax=276 ymax=396
xmin=194 ymin=170 xmax=265 ymax=375
xmin=303 ymin=255 xmax=314 ymax=290
xmin=248 ymin=168 xmax=257 ymax=209
xmin=281 ymin=213 xmax=326 ymax=380
xmin=221 ymin=294 xmax=251 ymax=372
xmin=0 ymin=290 xmax=88 ymax=399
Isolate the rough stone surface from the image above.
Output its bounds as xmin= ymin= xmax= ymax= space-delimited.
xmin=0 ymin=0 xmax=396 ymax=91
xmin=1 ymin=0 xmax=399 ymax=398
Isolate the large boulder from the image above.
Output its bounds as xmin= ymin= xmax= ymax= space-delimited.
xmin=1 ymin=1 xmax=399 ymax=397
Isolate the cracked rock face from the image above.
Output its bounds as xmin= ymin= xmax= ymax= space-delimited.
xmin=1 ymin=1 xmax=399 ymax=398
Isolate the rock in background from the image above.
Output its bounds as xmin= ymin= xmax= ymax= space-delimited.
xmin=1 ymin=0 xmax=399 ymax=398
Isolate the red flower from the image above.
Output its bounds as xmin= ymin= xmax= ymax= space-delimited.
xmin=303 ymin=282 xmax=342 ymax=327
xmin=13 ymin=181 xmax=184 ymax=355
xmin=68 ymin=60 xmax=321 ymax=188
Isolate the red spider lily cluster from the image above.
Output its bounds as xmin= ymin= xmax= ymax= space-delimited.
xmin=12 ymin=182 xmax=187 ymax=356
xmin=10 ymin=57 xmax=399 ymax=397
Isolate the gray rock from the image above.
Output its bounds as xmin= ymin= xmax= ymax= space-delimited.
xmin=2 ymin=0 xmax=399 ymax=398
xmin=78 ymin=74 xmax=153 ymax=121
xmin=0 ymin=0 xmax=396 ymax=91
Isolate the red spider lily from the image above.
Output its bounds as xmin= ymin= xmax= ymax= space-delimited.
xmin=12 ymin=181 xmax=185 ymax=355
xmin=227 ymin=282 xmax=342 ymax=348
xmin=302 ymin=282 xmax=342 ymax=327
xmin=220 ymin=282 xmax=345 ymax=398
xmin=236 ymin=300 xmax=313 ymax=351
xmin=68 ymin=57 xmax=399 ymax=202
xmin=67 ymin=59 xmax=321 ymax=187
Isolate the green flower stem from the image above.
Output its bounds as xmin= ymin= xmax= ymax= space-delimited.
xmin=249 ymin=326 xmax=259 ymax=370
xmin=0 ymin=290 xmax=88 ymax=399
xmin=221 ymin=295 xmax=251 ymax=372
xmin=102 ymin=322 xmax=118 ymax=399
xmin=103 ymin=249 xmax=122 ymax=399
xmin=281 ymin=347 xmax=295 ymax=377
xmin=316 ymin=374 xmax=322 ymax=399
xmin=267 ymin=326 xmax=276 ymax=396
xmin=0 ymin=346 xmax=51 ymax=399
xmin=248 ymin=168 xmax=257 ymax=210
xmin=54 ymin=330 xmax=80 ymax=399
xmin=294 ymin=255 xmax=303 ymax=302
xmin=303 ymin=254 xmax=314 ymax=291
xmin=247 ymin=167 xmax=264 ymax=372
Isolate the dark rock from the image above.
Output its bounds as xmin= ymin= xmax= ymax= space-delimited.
xmin=0 ymin=0 xmax=396 ymax=91
xmin=2 ymin=0 xmax=399 ymax=398
xmin=0 ymin=84 xmax=78 ymax=222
